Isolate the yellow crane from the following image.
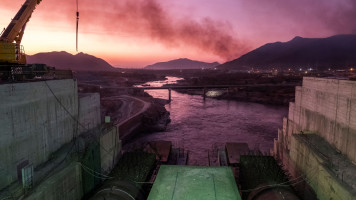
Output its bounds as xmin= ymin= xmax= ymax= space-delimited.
xmin=0 ymin=0 xmax=42 ymax=65
xmin=0 ymin=0 xmax=79 ymax=80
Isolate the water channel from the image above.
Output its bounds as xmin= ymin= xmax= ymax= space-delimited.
xmin=128 ymin=77 xmax=288 ymax=165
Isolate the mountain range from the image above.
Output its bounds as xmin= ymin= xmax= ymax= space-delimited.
xmin=26 ymin=51 xmax=116 ymax=71
xmin=219 ymin=34 xmax=356 ymax=70
xmin=144 ymin=58 xmax=220 ymax=70
xmin=26 ymin=34 xmax=356 ymax=71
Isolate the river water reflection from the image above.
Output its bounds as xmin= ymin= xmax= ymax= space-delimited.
xmin=129 ymin=77 xmax=288 ymax=165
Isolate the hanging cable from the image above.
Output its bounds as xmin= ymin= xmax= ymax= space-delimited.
xmin=76 ymin=0 xmax=79 ymax=51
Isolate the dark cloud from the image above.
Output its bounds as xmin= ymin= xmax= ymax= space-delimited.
xmin=79 ymin=0 xmax=246 ymax=60
xmin=3 ymin=0 xmax=246 ymax=59
xmin=324 ymin=0 xmax=356 ymax=34
xmin=4 ymin=0 xmax=355 ymax=60
xmin=242 ymin=0 xmax=356 ymax=35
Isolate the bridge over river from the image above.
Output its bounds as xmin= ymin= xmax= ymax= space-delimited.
xmin=105 ymin=83 xmax=299 ymax=102
xmin=79 ymin=82 xmax=298 ymax=102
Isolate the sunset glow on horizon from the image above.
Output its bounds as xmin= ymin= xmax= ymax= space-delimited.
xmin=1 ymin=0 xmax=355 ymax=68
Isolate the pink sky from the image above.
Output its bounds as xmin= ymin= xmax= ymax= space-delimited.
xmin=1 ymin=0 xmax=355 ymax=68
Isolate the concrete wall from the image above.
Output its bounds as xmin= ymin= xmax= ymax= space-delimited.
xmin=273 ymin=77 xmax=356 ymax=200
xmin=0 ymin=80 xmax=79 ymax=190
xmin=0 ymin=79 xmax=120 ymax=200
xmin=78 ymin=93 xmax=101 ymax=133
xmin=100 ymin=126 xmax=121 ymax=174
xmin=287 ymin=77 xmax=356 ymax=164
xmin=289 ymin=135 xmax=355 ymax=200
xmin=26 ymin=162 xmax=83 ymax=200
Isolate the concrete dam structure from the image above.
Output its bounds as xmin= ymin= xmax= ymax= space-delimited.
xmin=0 ymin=79 xmax=121 ymax=199
xmin=2 ymin=76 xmax=356 ymax=200
xmin=274 ymin=77 xmax=356 ymax=200
xmin=0 ymin=80 xmax=79 ymax=190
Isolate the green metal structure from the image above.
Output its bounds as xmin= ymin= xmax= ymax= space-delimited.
xmin=148 ymin=165 xmax=242 ymax=200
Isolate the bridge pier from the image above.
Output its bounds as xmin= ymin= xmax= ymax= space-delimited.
xmin=203 ymin=88 xmax=206 ymax=100
xmin=168 ymin=88 xmax=171 ymax=103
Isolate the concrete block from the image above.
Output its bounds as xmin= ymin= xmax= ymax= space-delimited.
xmin=100 ymin=126 xmax=121 ymax=174
xmin=288 ymin=102 xmax=295 ymax=120
xmin=289 ymin=135 xmax=356 ymax=200
xmin=78 ymin=93 xmax=101 ymax=133
xmin=282 ymin=117 xmax=288 ymax=134
xmin=294 ymin=86 xmax=302 ymax=107
xmin=303 ymin=77 xmax=339 ymax=94
xmin=281 ymin=77 xmax=356 ymax=163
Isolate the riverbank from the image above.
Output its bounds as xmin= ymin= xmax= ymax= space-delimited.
xmin=74 ymin=71 xmax=171 ymax=142
xmin=101 ymin=95 xmax=171 ymax=142
xmin=141 ymin=98 xmax=171 ymax=132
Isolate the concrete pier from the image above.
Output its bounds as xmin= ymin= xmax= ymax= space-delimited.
xmin=168 ymin=88 xmax=171 ymax=103
xmin=203 ymin=87 xmax=206 ymax=100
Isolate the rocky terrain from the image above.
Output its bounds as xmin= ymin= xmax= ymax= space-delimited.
xmin=74 ymin=71 xmax=171 ymax=140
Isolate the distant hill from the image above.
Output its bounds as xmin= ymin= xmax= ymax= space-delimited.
xmin=145 ymin=58 xmax=220 ymax=70
xmin=26 ymin=51 xmax=117 ymax=71
xmin=219 ymin=34 xmax=356 ymax=70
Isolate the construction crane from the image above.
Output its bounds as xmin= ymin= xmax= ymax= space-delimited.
xmin=0 ymin=0 xmax=42 ymax=65
xmin=0 ymin=0 xmax=79 ymax=80
xmin=0 ymin=0 xmax=50 ymax=80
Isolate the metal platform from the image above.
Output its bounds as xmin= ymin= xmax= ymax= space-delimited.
xmin=148 ymin=165 xmax=242 ymax=200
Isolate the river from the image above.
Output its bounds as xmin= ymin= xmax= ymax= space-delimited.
xmin=128 ymin=77 xmax=288 ymax=165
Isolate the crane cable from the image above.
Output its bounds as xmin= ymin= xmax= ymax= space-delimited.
xmin=76 ymin=0 xmax=79 ymax=51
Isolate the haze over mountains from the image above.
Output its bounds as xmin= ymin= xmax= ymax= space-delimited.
xmin=26 ymin=35 xmax=356 ymax=71
xmin=219 ymin=34 xmax=356 ymax=70
xmin=145 ymin=58 xmax=220 ymax=70
xmin=26 ymin=51 xmax=116 ymax=71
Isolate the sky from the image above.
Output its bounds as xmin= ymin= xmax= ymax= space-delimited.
xmin=1 ymin=0 xmax=355 ymax=68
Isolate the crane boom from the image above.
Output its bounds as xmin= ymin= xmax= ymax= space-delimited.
xmin=0 ymin=0 xmax=56 ymax=81
xmin=0 ymin=0 xmax=42 ymax=43
xmin=0 ymin=0 xmax=78 ymax=81
xmin=0 ymin=0 xmax=42 ymax=65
